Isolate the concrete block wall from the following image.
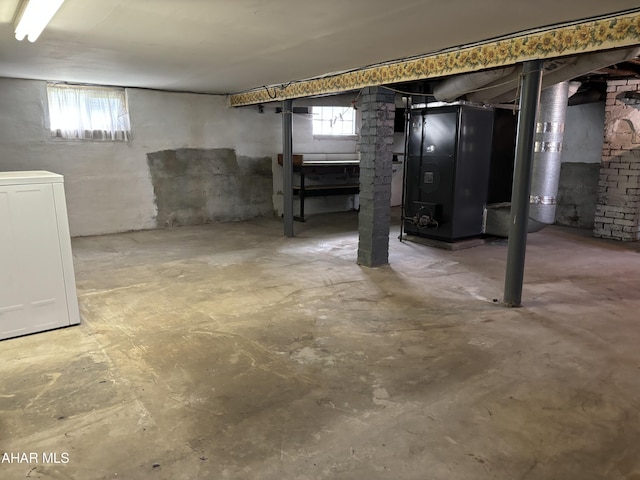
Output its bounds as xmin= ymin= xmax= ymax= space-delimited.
xmin=0 ymin=77 xmax=281 ymax=236
xmin=593 ymin=79 xmax=640 ymax=241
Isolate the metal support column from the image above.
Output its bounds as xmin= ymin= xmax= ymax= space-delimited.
xmin=282 ymin=99 xmax=294 ymax=237
xmin=504 ymin=60 xmax=543 ymax=307
xmin=399 ymin=96 xmax=411 ymax=241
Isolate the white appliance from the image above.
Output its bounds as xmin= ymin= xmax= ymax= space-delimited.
xmin=0 ymin=171 xmax=80 ymax=340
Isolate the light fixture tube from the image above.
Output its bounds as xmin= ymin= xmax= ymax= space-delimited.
xmin=14 ymin=0 xmax=65 ymax=43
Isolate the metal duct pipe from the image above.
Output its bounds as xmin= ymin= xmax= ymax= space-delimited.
xmin=529 ymin=80 xmax=570 ymax=225
xmin=485 ymin=80 xmax=574 ymax=237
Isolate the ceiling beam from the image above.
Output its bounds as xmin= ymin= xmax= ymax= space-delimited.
xmin=228 ymin=10 xmax=640 ymax=107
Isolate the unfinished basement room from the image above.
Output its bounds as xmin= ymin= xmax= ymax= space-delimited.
xmin=1 ymin=1 xmax=640 ymax=479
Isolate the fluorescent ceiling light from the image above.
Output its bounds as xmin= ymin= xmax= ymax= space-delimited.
xmin=14 ymin=0 xmax=65 ymax=43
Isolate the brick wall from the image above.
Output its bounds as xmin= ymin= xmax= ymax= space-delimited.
xmin=357 ymin=87 xmax=395 ymax=267
xmin=593 ymin=79 xmax=640 ymax=241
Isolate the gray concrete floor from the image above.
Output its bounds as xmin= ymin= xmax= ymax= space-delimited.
xmin=2 ymin=211 xmax=640 ymax=480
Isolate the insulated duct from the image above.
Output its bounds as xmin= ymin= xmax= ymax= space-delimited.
xmin=529 ymin=80 xmax=570 ymax=226
xmin=462 ymin=60 xmax=575 ymax=105
xmin=433 ymin=67 xmax=515 ymax=102
xmin=465 ymin=67 xmax=523 ymax=104
xmin=472 ymin=47 xmax=640 ymax=104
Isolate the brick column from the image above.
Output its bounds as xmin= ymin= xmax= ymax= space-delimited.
xmin=593 ymin=79 xmax=640 ymax=241
xmin=357 ymin=87 xmax=395 ymax=267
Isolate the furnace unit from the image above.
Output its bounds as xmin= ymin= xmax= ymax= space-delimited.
xmin=403 ymin=104 xmax=494 ymax=241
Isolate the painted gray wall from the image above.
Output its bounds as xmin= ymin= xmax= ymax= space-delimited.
xmin=555 ymin=162 xmax=600 ymax=228
xmin=0 ymin=78 xmax=372 ymax=236
xmin=555 ymin=101 xmax=605 ymax=228
xmin=0 ymin=77 xmax=281 ymax=236
xmin=561 ymin=102 xmax=605 ymax=164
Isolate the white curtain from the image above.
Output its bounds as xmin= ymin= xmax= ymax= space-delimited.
xmin=47 ymin=85 xmax=130 ymax=141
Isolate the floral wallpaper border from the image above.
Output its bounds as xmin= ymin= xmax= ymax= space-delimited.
xmin=228 ymin=11 xmax=640 ymax=107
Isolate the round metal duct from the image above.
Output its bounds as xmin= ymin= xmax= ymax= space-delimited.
xmin=529 ymin=81 xmax=570 ymax=225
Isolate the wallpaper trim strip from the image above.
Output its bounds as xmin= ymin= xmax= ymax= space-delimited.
xmin=228 ymin=11 xmax=640 ymax=107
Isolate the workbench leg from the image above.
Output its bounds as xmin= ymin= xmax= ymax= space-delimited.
xmin=299 ymin=173 xmax=305 ymax=221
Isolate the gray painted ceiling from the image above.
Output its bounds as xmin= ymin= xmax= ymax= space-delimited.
xmin=0 ymin=0 xmax=639 ymax=94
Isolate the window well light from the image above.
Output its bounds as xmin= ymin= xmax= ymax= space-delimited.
xmin=14 ymin=0 xmax=65 ymax=43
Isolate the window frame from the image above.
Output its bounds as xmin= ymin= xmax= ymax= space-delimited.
xmin=311 ymin=106 xmax=358 ymax=139
xmin=46 ymin=83 xmax=131 ymax=142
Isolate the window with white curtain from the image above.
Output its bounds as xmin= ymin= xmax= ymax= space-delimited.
xmin=46 ymin=84 xmax=131 ymax=141
xmin=312 ymin=106 xmax=356 ymax=136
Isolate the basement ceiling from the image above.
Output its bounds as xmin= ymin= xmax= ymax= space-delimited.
xmin=0 ymin=0 xmax=639 ymax=95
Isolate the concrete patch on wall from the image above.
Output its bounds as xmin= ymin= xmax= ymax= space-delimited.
xmin=555 ymin=162 xmax=600 ymax=229
xmin=147 ymin=148 xmax=273 ymax=227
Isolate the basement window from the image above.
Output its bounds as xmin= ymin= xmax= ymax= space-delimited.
xmin=312 ymin=106 xmax=356 ymax=137
xmin=47 ymin=84 xmax=131 ymax=141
